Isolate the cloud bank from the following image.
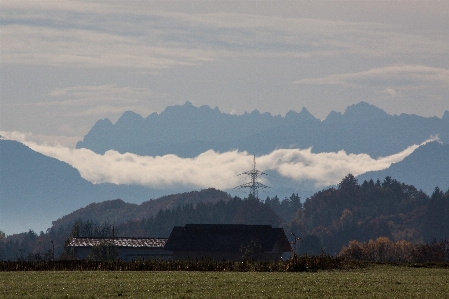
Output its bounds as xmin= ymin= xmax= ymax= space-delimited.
xmin=3 ymin=1 xmax=447 ymax=69
xmin=2 ymin=131 xmax=437 ymax=190
xmin=293 ymin=65 xmax=449 ymax=88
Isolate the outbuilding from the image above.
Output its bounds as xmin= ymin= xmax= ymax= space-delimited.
xmin=164 ymin=224 xmax=291 ymax=261
xmin=67 ymin=237 xmax=172 ymax=261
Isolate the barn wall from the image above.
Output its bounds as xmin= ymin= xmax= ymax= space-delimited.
xmin=118 ymin=247 xmax=172 ymax=261
xmin=72 ymin=247 xmax=172 ymax=261
xmin=172 ymin=250 xmax=283 ymax=261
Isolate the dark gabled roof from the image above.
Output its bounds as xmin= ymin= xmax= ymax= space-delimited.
xmin=68 ymin=237 xmax=167 ymax=248
xmin=164 ymin=224 xmax=291 ymax=252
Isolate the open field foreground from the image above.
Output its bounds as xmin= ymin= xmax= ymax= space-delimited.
xmin=1 ymin=265 xmax=448 ymax=299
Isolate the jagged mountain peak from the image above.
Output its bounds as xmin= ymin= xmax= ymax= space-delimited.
xmin=323 ymin=110 xmax=343 ymax=123
xmin=299 ymin=107 xmax=318 ymax=120
xmin=442 ymin=110 xmax=449 ymax=121
xmin=114 ymin=111 xmax=144 ymax=127
xmin=160 ymin=101 xmax=195 ymax=116
xmin=250 ymin=109 xmax=261 ymax=115
xmin=160 ymin=101 xmax=222 ymax=119
xmin=285 ymin=107 xmax=318 ymax=123
xmin=92 ymin=118 xmax=113 ymax=129
xmin=75 ymin=101 xmax=448 ymax=159
xmin=76 ymin=118 xmax=114 ymax=150
xmin=118 ymin=110 xmax=144 ymax=121
xmin=343 ymin=101 xmax=389 ymax=122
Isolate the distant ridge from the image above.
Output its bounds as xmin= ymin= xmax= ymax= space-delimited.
xmin=3 ymin=102 xmax=449 ymax=235
xmin=50 ymin=188 xmax=231 ymax=229
xmin=357 ymin=141 xmax=449 ymax=194
xmin=3 ymin=138 xmax=448 ymax=236
xmin=0 ymin=139 xmax=206 ymax=235
xmin=76 ymin=101 xmax=449 ymax=158
xmin=0 ymin=140 xmax=93 ymax=234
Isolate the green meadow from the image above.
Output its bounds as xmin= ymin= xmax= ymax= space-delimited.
xmin=2 ymin=265 xmax=448 ymax=299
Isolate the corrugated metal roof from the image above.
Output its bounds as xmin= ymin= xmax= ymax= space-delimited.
xmin=68 ymin=237 xmax=168 ymax=248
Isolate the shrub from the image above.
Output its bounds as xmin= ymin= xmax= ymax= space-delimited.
xmin=339 ymin=237 xmax=448 ymax=263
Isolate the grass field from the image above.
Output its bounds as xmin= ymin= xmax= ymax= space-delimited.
xmin=2 ymin=265 xmax=448 ymax=298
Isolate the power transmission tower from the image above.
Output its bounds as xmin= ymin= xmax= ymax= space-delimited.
xmin=234 ymin=155 xmax=269 ymax=199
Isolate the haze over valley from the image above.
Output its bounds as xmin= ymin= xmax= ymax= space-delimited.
xmin=1 ymin=102 xmax=448 ymax=235
xmin=1 ymin=1 xmax=448 ymax=244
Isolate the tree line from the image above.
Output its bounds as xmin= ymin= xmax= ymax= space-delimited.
xmin=287 ymin=175 xmax=449 ymax=255
xmin=1 ymin=175 xmax=448 ymax=261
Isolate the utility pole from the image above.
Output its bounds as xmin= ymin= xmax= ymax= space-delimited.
xmin=290 ymin=232 xmax=302 ymax=254
xmin=51 ymin=240 xmax=54 ymax=262
xmin=234 ymin=155 xmax=269 ymax=199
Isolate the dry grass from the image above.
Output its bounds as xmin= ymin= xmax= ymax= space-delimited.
xmin=2 ymin=265 xmax=448 ymax=298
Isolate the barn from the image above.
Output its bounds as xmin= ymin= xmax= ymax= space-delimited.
xmin=164 ymin=224 xmax=291 ymax=261
xmin=67 ymin=237 xmax=172 ymax=261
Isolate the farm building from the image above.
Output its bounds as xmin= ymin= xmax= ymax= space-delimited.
xmin=67 ymin=237 xmax=172 ymax=261
xmin=164 ymin=224 xmax=291 ymax=261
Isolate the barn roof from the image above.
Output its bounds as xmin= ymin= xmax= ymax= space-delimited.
xmin=164 ymin=224 xmax=291 ymax=252
xmin=68 ymin=237 xmax=168 ymax=248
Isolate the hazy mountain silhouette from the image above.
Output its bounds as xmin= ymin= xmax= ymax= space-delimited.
xmin=50 ymin=188 xmax=230 ymax=230
xmin=357 ymin=141 xmax=449 ymax=194
xmin=3 ymin=138 xmax=448 ymax=237
xmin=0 ymin=140 xmax=92 ymax=234
xmin=76 ymin=101 xmax=449 ymax=158
xmin=76 ymin=101 xmax=286 ymax=156
xmin=0 ymin=140 xmax=193 ymax=235
xmin=3 ymin=102 xmax=449 ymax=235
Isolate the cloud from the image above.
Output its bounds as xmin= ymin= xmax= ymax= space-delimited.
xmin=3 ymin=1 xmax=447 ymax=70
xmin=45 ymin=85 xmax=159 ymax=105
xmin=5 ymin=85 xmax=164 ymax=119
xmin=0 ymin=131 xmax=80 ymax=148
xmin=384 ymin=88 xmax=397 ymax=97
xmin=293 ymin=65 xmax=449 ymax=89
xmin=1 ymin=131 xmax=437 ymax=190
xmin=2 ymin=25 xmax=213 ymax=69
xmin=259 ymin=138 xmax=437 ymax=187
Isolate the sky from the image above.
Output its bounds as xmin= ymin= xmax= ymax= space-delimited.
xmin=1 ymin=1 xmax=448 ymax=202
xmin=1 ymin=0 xmax=448 ymax=147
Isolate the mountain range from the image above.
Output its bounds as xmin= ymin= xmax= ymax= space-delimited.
xmin=0 ymin=140 xmax=191 ymax=235
xmin=1 ymin=102 xmax=448 ymax=235
xmin=357 ymin=141 xmax=449 ymax=195
xmin=77 ymin=101 xmax=449 ymax=158
xmin=2 ymin=139 xmax=447 ymax=236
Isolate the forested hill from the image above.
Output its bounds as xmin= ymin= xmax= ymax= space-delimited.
xmin=50 ymin=188 xmax=231 ymax=229
xmin=76 ymin=101 xmax=449 ymax=158
xmin=1 ymin=176 xmax=448 ymax=260
xmin=289 ymin=175 xmax=449 ymax=255
xmin=357 ymin=141 xmax=449 ymax=195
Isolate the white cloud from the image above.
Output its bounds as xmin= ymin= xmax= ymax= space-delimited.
xmin=384 ymin=88 xmax=397 ymax=97
xmin=2 ymin=1 xmax=448 ymax=145
xmin=293 ymin=65 xmax=449 ymax=89
xmin=45 ymin=85 xmax=158 ymax=105
xmin=1 ymin=131 xmax=437 ymax=189
xmin=0 ymin=131 xmax=80 ymax=148
xmin=3 ymin=1 xmax=447 ymax=69
xmin=2 ymin=24 xmax=214 ymax=69
xmin=9 ymin=85 xmax=163 ymax=119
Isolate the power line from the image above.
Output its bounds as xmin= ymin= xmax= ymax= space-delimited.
xmin=234 ymin=155 xmax=269 ymax=199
